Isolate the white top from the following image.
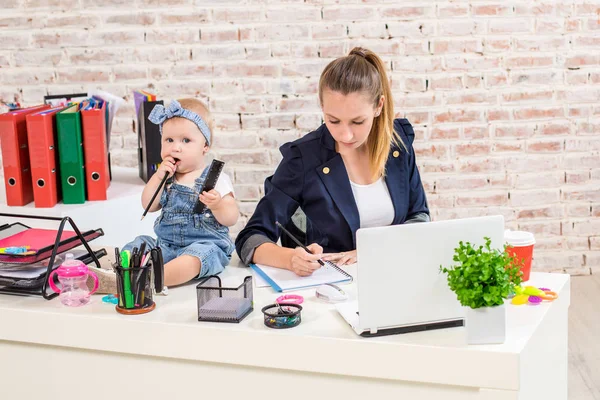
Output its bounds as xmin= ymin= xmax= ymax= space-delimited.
xmin=350 ymin=177 xmax=395 ymax=229
xmin=175 ymin=171 xmax=235 ymax=198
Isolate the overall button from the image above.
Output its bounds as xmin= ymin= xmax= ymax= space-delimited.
xmin=393 ymin=151 xmax=399 ymax=158
xmin=323 ymin=167 xmax=330 ymax=174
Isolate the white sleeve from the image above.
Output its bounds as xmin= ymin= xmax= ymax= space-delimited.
xmin=214 ymin=172 xmax=235 ymax=198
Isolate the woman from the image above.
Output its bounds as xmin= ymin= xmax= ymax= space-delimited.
xmin=235 ymin=47 xmax=430 ymax=276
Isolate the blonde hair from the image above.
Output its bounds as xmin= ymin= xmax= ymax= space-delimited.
xmin=176 ymin=98 xmax=215 ymax=146
xmin=318 ymin=47 xmax=405 ymax=179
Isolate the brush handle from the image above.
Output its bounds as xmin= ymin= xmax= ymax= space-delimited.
xmin=194 ymin=159 xmax=225 ymax=214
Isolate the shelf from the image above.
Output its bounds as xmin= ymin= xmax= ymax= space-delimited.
xmin=0 ymin=167 xmax=158 ymax=247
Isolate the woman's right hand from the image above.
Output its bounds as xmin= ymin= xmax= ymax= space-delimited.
xmin=288 ymin=243 xmax=323 ymax=276
xmin=158 ymin=156 xmax=178 ymax=179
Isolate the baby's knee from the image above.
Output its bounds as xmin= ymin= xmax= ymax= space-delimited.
xmin=122 ymin=235 xmax=156 ymax=251
xmin=199 ymin=250 xmax=229 ymax=277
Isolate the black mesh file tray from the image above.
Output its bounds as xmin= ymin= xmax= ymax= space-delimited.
xmin=0 ymin=224 xmax=103 ymax=264
xmin=0 ymin=248 xmax=107 ymax=290
xmin=0 ymin=213 xmax=102 ymax=299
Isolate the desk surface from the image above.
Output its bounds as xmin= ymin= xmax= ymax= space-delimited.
xmin=0 ymin=253 xmax=570 ymax=392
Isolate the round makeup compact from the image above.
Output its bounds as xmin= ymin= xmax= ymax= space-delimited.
xmin=262 ymin=303 xmax=302 ymax=329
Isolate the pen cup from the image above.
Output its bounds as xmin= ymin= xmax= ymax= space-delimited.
xmin=113 ymin=263 xmax=155 ymax=315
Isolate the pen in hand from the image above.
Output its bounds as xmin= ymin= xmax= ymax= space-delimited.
xmin=275 ymin=221 xmax=325 ymax=266
xmin=141 ymin=158 xmax=180 ymax=221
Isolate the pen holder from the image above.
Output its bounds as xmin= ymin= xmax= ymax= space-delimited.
xmin=196 ymin=275 xmax=253 ymax=323
xmin=113 ymin=263 xmax=155 ymax=315
xmin=262 ymin=303 xmax=302 ymax=329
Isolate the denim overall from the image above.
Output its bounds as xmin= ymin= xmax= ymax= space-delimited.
xmin=124 ymin=167 xmax=234 ymax=278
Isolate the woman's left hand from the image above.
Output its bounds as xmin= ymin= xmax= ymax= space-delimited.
xmin=199 ymin=189 xmax=222 ymax=210
xmin=322 ymin=250 xmax=357 ymax=266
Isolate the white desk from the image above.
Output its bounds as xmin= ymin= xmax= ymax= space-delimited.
xmin=0 ymin=253 xmax=569 ymax=400
xmin=0 ymin=167 xmax=158 ymax=247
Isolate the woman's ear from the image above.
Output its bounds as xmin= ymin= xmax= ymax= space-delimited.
xmin=376 ymin=95 xmax=385 ymax=116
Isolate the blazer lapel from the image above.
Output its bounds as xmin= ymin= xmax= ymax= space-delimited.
xmin=384 ymin=148 xmax=407 ymax=224
xmin=316 ymin=154 xmax=360 ymax=244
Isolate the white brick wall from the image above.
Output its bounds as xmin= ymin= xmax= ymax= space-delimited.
xmin=1 ymin=0 xmax=599 ymax=274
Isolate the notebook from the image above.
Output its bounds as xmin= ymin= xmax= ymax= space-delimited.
xmin=198 ymin=297 xmax=252 ymax=322
xmin=0 ymin=223 xmax=104 ymax=264
xmin=250 ymin=262 xmax=353 ymax=292
xmin=0 ymin=227 xmax=76 ymax=250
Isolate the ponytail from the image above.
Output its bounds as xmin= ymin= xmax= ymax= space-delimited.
xmin=319 ymin=47 xmax=405 ymax=180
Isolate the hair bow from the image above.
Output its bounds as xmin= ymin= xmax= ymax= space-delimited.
xmin=148 ymin=99 xmax=212 ymax=146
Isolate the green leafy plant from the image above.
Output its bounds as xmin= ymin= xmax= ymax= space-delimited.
xmin=440 ymin=237 xmax=523 ymax=309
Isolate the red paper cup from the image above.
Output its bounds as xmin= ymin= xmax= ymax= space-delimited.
xmin=504 ymin=230 xmax=535 ymax=282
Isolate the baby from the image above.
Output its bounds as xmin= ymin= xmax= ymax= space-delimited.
xmin=123 ymin=98 xmax=239 ymax=287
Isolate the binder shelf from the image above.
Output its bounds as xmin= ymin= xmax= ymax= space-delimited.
xmin=196 ymin=276 xmax=253 ymax=323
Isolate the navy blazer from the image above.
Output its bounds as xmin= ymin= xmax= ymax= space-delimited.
xmin=235 ymin=118 xmax=429 ymax=257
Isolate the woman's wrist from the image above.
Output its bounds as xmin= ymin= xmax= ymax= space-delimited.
xmin=254 ymin=242 xmax=295 ymax=270
xmin=285 ymin=248 xmax=295 ymax=271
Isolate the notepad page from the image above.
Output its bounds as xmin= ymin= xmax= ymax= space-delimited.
xmin=0 ymin=249 xmax=90 ymax=280
xmin=198 ymin=297 xmax=252 ymax=320
xmin=254 ymin=262 xmax=351 ymax=291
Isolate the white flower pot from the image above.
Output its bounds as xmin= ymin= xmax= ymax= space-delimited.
xmin=465 ymin=303 xmax=506 ymax=345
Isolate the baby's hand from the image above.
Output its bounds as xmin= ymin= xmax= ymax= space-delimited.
xmin=199 ymin=189 xmax=222 ymax=210
xmin=158 ymin=156 xmax=179 ymax=180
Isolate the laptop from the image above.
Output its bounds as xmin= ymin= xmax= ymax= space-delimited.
xmin=336 ymin=215 xmax=505 ymax=337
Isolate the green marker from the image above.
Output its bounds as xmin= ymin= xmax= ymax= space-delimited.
xmin=121 ymin=250 xmax=134 ymax=308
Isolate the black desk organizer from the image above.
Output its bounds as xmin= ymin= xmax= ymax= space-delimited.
xmin=137 ymin=100 xmax=163 ymax=183
xmin=196 ymin=276 xmax=253 ymax=323
xmin=0 ymin=213 xmax=103 ymax=300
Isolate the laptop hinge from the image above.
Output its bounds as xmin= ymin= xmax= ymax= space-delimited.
xmin=361 ymin=319 xmax=464 ymax=338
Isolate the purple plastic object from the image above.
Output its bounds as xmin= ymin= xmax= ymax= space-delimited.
xmin=528 ymin=296 xmax=542 ymax=305
xmin=538 ymin=287 xmax=550 ymax=291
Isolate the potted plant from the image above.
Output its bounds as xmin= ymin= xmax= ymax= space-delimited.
xmin=440 ymin=237 xmax=522 ymax=345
